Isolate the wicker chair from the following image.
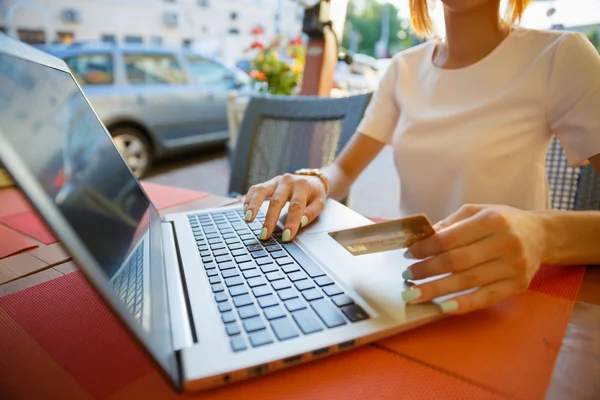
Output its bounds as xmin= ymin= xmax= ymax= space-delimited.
xmin=546 ymin=137 xmax=600 ymax=211
xmin=228 ymin=93 xmax=372 ymax=197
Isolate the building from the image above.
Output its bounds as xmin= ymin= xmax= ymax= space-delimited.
xmin=0 ymin=0 xmax=304 ymax=64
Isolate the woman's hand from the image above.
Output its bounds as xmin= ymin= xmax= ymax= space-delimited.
xmin=243 ymin=174 xmax=327 ymax=242
xmin=402 ymin=204 xmax=547 ymax=315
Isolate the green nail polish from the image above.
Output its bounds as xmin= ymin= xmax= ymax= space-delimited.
xmin=402 ymin=269 xmax=413 ymax=281
xmin=243 ymin=204 xmax=248 ymax=213
xmin=300 ymin=215 xmax=309 ymax=228
xmin=259 ymin=227 xmax=268 ymax=240
xmin=401 ymin=287 xmax=421 ymax=303
xmin=403 ymin=250 xmax=415 ymax=260
xmin=282 ymin=229 xmax=291 ymax=242
xmin=245 ymin=210 xmax=252 ymax=221
xmin=441 ymin=300 xmax=459 ymax=313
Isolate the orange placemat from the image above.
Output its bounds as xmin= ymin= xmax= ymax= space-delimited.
xmin=0 ymin=225 xmax=38 ymax=259
xmin=0 ymin=211 xmax=57 ymax=245
xmin=0 ymin=272 xmax=503 ymax=400
xmin=140 ymin=182 xmax=209 ymax=210
xmin=0 ymin=188 xmax=33 ymax=218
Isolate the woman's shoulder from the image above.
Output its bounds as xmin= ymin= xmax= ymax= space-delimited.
xmin=511 ymin=27 xmax=594 ymax=55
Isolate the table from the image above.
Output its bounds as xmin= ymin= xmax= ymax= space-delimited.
xmin=1 ymin=186 xmax=599 ymax=399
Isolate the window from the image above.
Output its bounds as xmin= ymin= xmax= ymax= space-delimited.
xmin=124 ymin=35 xmax=144 ymax=45
xmin=17 ymin=29 xmax=45 ymax=45
xmin=124 ymin=53 xmax=187 ymax=84
xmin=56 ymin=32 xmax=75 ymax=45
xmin=151 ymin=36 xmax=163 ymax=46
xmin=66 ymin=54 xmax=114 ymax=85
xmin=186 ymin=56 xmax=233 ymax=85
xmin=101 ymin=34 xmax=116 ymax=44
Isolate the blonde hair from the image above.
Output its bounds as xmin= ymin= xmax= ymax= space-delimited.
xmin=410 ymin=0 xmax=534 ymax=38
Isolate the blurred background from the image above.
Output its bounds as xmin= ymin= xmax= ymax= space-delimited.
xmin=2 ymin=0 xmax=599 ymax=218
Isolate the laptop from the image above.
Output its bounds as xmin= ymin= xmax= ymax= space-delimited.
xmin=0 ymin=34 xmax=445 ymax=392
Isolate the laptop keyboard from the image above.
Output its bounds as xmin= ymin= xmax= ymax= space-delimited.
xmin=187 ymin=209 xmax=369 ymax=352
xmin=112 ymin=242 xmax=144 ymax=325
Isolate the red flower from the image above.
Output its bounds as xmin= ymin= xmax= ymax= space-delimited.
xmin=290 ymin=37 xmax=303 ymax=46
xmin=250 ymin=27 xmax=264 ymax=35
xmin=249 ymin=69 xmax=259 ymax=78
xmin=250 ymin=41 xmax=264 ymax=50
xmin=257 ymin=72 xmax=267 ymax=82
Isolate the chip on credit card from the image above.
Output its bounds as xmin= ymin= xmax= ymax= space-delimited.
xmin=329 ymin=214 xmax=435 ymax=256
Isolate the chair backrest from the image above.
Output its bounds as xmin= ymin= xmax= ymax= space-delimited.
xmin=228 ymin=93 xmax=372 ymax=196
xmin=546 ymin=137 xmax=600 ymax=210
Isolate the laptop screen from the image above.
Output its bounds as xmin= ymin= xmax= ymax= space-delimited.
xmin=0 ymin=45 xmax=178 ymax=386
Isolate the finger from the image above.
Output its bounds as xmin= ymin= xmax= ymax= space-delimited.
xmin=262 ymin=175 xmax=294 ymax=239
xmin=245 ymin=180 xmax=277 ymax=222
xmin=299 ymin=196 xmax=326 ymax=229
xmin=408 ymin=210 xmax=493 ymax=260
xmin=433 ymin=204 xmax=483 ymax=232
xmin=407 ymin=236 xmax=502 ymax=280
xmin=282 ymin=181 xmax=311 ymax=241
xmin=437 ymin=279 xmax=522 ymax=315
xmin=403 ymin=259 xmax=516 ymax=305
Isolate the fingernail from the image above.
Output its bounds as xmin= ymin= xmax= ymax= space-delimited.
xmin=401 ymin=287 xmax=421 ymax=303
xmin=402 ymin=269 xmax=413 ymax=281
xmin=282 ymin=229 xmax=291 ymax=242
xmin=245 ymin=210 xmax=252 ymax=221
xmin=243 ymin=204 xmax=248 ymax=213
xmin=441 ymin=300 xmax=459 ymax=313
xmin=300 ymin=215 xmax=309 ymax=228
xmin=403 ymin=250 xmax=415 ymax=260
xmin=259 ymin=227 xmax=268 ymax=240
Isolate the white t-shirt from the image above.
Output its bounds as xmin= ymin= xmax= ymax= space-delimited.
xmin=357 ymin=28 xmax=600 ymax=224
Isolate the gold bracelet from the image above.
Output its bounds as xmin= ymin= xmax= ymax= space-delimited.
xmin=293 ymin=168 xmax=330 ymax=196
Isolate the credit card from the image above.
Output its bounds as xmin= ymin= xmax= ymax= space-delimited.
xmin=329 ymin=214 xmax=435 ymax=256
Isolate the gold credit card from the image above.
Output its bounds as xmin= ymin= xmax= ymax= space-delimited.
xmin=329 ymin=214 xmax=435 ymax=256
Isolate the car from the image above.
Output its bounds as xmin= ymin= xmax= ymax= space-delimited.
xmin=39 ymin=43 xmax=251 ymax=177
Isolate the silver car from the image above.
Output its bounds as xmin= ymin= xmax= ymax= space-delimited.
xmin=41 ymin=43 xmax=250 ymax=177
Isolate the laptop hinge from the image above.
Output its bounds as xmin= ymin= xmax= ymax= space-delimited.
xmin=161 ymin=222 xmax=195 ymax=350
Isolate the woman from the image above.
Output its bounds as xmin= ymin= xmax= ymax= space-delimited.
xmin=242 ymin=0 xmax=600 ymax=315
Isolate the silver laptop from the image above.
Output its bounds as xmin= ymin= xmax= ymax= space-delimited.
xmin=0 ymin=34 xmax=444 ymax=392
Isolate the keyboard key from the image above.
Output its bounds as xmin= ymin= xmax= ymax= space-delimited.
xmin=276 ymin=257 xmax=294 ymax=266
xmin=247 ymin=244 xmax=263 ymax=252
xmin=222 ymin=233 xmax=236 ymax=239
xmin=200 ymin=250 xmax=211 ymax=257
xmin=221 ymin=228 xmax=234 ymax=235
xmin=210 ymin=243 xmax=226 ymax=251
xmin=212 ymin=284 xmax=224 ymax=293
xmin=251 ymin=251 xmax=268 ymax=259
xmin=202 ymin=257 xmax=213 ymax=264
xmin=249 ymin=329 xmax=273 ymax=347
xmin=233 ymin=294 xmax=254 ymax=307
xmin=216 ymin=255 xmax=232 ymax=263
xmin=271 ymin=251 xmax=287 ymax=259
xmin=266 ymin=244 xmax=282 ymax=252
xmin=225 ymin=276 xmax=244 ymax=287
xmin=295 ymin=280 xmax=315 ymax=291
xmin=198 ymin=245 xmax=209 ymax=252
xmin=204 ymin=227 xmax=217 ymax=234
xmin=229 ymin=285 xmax=249 ymax=297
xmin=243 ymin=316 xmax=266 ymax=332
xmin=288 ymin=271 xmax=308 ymax=282
xmin=272 ymin=278 xmax=291 ymax=291
xmin=208 ymin=276 xmax=221 ymax=285
xmin=243 ymin=269 xmax=261 ymax=279
xmin=252 ymin=285 xmax=273 ymax=297
xmin=323 ymin=285 xmax=344 ymax=297
xmin=331 ymin=294 xmax=354 ymax=307
xmin=292 ymin=309 xmax=323 ymax=334
xmin=282 ymin=242 xmax=326 ymax=278
xmin=244 ymin=239 xmax=260 ymax=246
xmin=206 ymin=232 xmax=220 ymax=240
xmin=232 ymin=222 xmax=247 ymax=231
xmin=218 ymin=302 xmax=232 ymax=313
xmin=235 ymin=255 xmax=252 ymax=264
xmin=231 ymin=249 xmax=247 ymax=257
xmin=213 ymin=248 xmax=228 ymax=257
xmin=266 ymin=271 xmax=286 ymax=282
xmin=310 ymin=298 xmax=347 ymax=328
xmin=315 ymin=276 xmax=334 ymax=287
xmin=228 ymin=243 xmax=244 ymax=251
xmin=278 ymin=288 xmax=298 ymax=301
xmin=222 ymin=269 xmax=240 ymax=279
xmin=208 ymin=238 xmax=223 ymax=245
xmin=204 ymin=262 xmax=216 ymax=270
xmin=238 ymin=304 xmax=260 ymax=319
xmin=258 ymin=294 xmax=278 ymax=308
xmin=256 ymin=257 xmax=273 ymax=266
xmin=285 ymin=298 xmax=306 ymax=312
xmin=225 ymin=238 xmax=240 ymax=245
xmin=239 ymin=261 xmax=258 ymax=271
xmin=271 ymin=317 xmax=299 ymax=341
xmin=215 ymin=293 xmax=228 ymax=302
xmin=239 ymin=233 xmax=255 ymax=241
xmin=260 ymin=264 xmax=278 ymax=273
xmin=218 ymin=262 xmax=236 ymax=271
xmin=230 ymin=336 xmax=247 ymax=352
xmin=341 ymin=304 xmax=370 ymax=322
xmin=206 ymin=269 xmax=219 ymax=277
xmin=264 ymin=305 xmax=286 ymax=320
xmin=302 ymin=288 xmax=324 ymax=301
xmin=263 ymin=238 xmax=278 ymax=246
xmin=282 ymin=264 xmax=300 ymax=274
xmin=247 ymin=276 xmax=267 ymax=288
xmin=221 ymin=311 xmax=236 ymax=324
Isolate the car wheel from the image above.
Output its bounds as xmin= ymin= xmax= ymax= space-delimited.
xmin=110 ymin=126 xmax=152 ymax=178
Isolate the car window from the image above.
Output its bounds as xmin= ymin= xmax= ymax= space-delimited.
xmin=124 ymin=53 xmax=187 ymax=84
xmin=66 ymin=54 xmax=113 ymax=85
xmin=186 ymin=56 xmax=233 ymax=85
